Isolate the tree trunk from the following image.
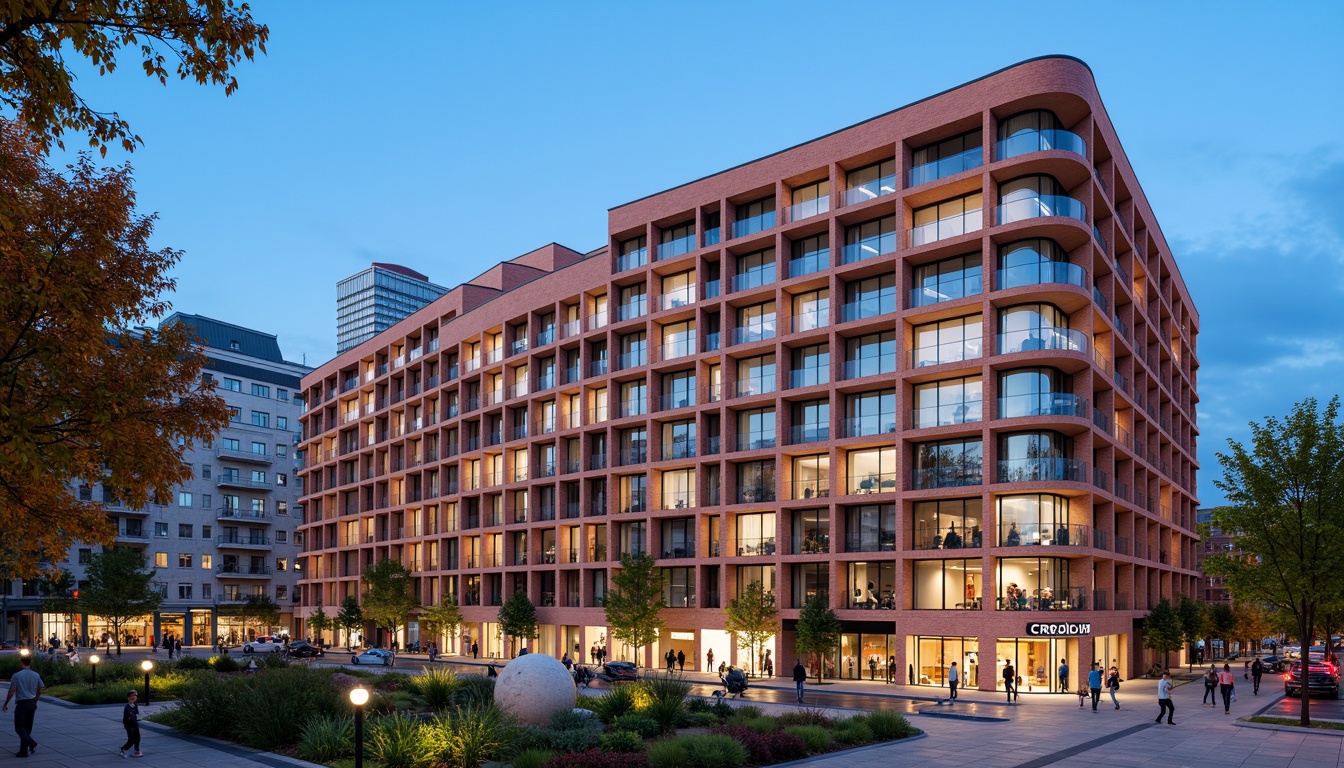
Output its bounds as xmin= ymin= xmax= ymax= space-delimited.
xmin=1298 ymin=611 xmax=1313 ymax=728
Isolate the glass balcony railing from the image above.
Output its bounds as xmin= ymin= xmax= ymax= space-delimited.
xmin=790 ymin=252 xmax=829 ymax=278
xmin=841 ymin=416 xmax=897 ymax=438
xmin=657 ymin=234 xmax=696 ymax=260
xmin=616 ymin=248 xmax=647 ymax=272
xmin=703 ymin=332 xmax=721 ymax=351
xmin=848 ymin=471 xmax=898 ymax=495
xmin=996 ymin=457 xmax=1088 ymax=483
xmin=998 ymin=393 xmax=1089 ymax=419
xmin=789 ymin=424 xmax=829 ymax=444
xmin=998 ymin=522 xmax=1090 ymax=548
xmin=912 ymin=525 xmax=984 ymax=550
xmin=843 ymin=356 xmax=896 ymax=380
xmin=535 ymin=328 xmax=556 ymax=346
xmin=737 ymin=485 xmax=775 ymax=504
xmin=660 ymin=338 xmax=696 ymax=360
xmin=703 ymin=227 xmax=721 ymax=247
xmin=659 ymin=393 xmax=695 ymax=411
xmin=789 ymin=368 xmax=827 ymax=388
xmin=732 ymin=324 xmax=776 ymax=345
xmin=735 ymin=377 xmax=776 ymax=397
xmin=662 ymin=439 xmax=696 ymax=460
xmin=788 ymin=196 xmax=829 ymax=222
xmin=909 ymin=280 xmax=981 ymax=308
xmin=996 ymin=195 xmax=1087 ymax=226
xmin=995 ymin=129 xmax=1086 ymax=162
xmin=661 ymin=491 xmax=696 ymax=511
xmin=790 ymin=308 xmax=829 ymax=333
xmin=995 ymin=262 xmax=1087 ymax=291
xmin=617 ymin=351 xmax=646 ymax=370
xmin=840 ymin=295 xmax=897 ymax=322
xmin=733 ymin=267 xmax=776 ymax=293
xmin=908 ymin=148 xmax=982 ymax=187
xmin=733 ymin=212 xmax=775 ymax=239
xmin=911 ymin=466 xmax=983 ymax=490
xmin=910 ymin=209 xmax=982 ymax=246
xmin=841 ymin=233 xmax=896 ymax=264
xmin=843 ymin=175 xmax=897 ymax=206
xmin=996 ymin=328 xmax=1089 ymax=355
xmin=617 ymin=301 xmax=647 ymax=321
xmin=704 ymin=279 xmax=721 ymax=299
xmin=735 ymin=537 xmax=777 ymax=556
xmin=911 ymin=401 xmax=983 ymax=429
xmin=736 ymin=434 xmax=777 ymax=451
xmin=661 ymin=288 xmax=696 ymax=311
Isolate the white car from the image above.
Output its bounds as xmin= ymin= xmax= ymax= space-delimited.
xmin=242 ymin=636 xmax=285 ymax=654
xmin=350 ymin=649 xmax=395 ymax=666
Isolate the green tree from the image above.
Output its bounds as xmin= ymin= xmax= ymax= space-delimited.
xmin=420 ymin=593 xmax=464 ymax=654
xmin=1208 ymin=602 xmax=1237 ymax=650
xmin=240 ymin=593 xmax=280 ymax=637
xmin=1206 ymin=397 xmax=1344 ymax=726
xmin=725 ymin=580 xmax=778 ymax=677
xmin=80 ymin=548 xmax=161 ymax=656
xmin=335 ymin=595 xmax=363 ymax=650
xmin=497 ymin=591 xmax=539 ymax=657
xmin=1233 ymin=601 xmax=1273 ymax=655
xmin=1175 ymin=594 xmax=1207 ymax=671
xmin=305 ymin=606 xmax=332 ymax=645
xmin=0 ymin=0 xmax=268 ymax=154
xmin=1143 ymin=597 xmax=1183 ymax=672
xmin=0 ymin=120 xmax=230 ymax=578
xmin=793 ymin=594 xmax=841 ymax=684
xmin=360 ymin=558 xmax=417 ymax=651
xmin=603 ymin=553 xmax=666 ymax=666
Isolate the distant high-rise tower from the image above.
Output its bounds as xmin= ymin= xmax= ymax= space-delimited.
xmin=336 ymin=263 xmax=448 ymax=353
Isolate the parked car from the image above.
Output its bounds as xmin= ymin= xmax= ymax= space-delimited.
xmin=1258 ymin=655 xmax=1288 ymax=673
xmin=598 ymin=660 xmax=638 ymax=683
xmin=242 ymin=636 xmax=285 ymax=654
xmin=351 ymin=649 xmax=395 ymax=666
xmin=1284 ymin=660 xmax=1340 ymax=698
xmin=286 ymin=641 xmax=324 ymax=659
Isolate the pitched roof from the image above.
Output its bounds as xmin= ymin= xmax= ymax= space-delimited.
xmin=160 ymin=312 xmax=285 ymax=363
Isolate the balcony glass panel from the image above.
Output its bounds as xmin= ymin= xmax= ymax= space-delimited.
xmin=910 ymin=207 xmax=982 ymax=246
xmin=996 ymin=328 xmax=1089 ymax=355
xmin=734 ymin=211 xmax=775 ymax=238
xmin=997 ymin=195 xmax=1087 ymax=226
xmin=996 ymin=261 xmax=1086 ymax=290
xmin=908 ymin=147 xmax=982 ymax=187
xmin=788 ymin=196 xmax=829 ymax=222
xmin=840 ymin=295 xmax=896 ymax=322
xmin=658 ymin=234 xmax=696 ymax=260
xmin=843 ymin=174 xmax=896 ymax=206
xmin=995 ymin=129 xmax=1086 ymax=161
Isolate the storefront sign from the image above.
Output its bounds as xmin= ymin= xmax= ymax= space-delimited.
xmin=1025 ymin=622 xmax=1091 ymax=637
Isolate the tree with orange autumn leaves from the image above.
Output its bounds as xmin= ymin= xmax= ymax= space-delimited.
xmin=0 ymin=117 xmax=230 ymax=578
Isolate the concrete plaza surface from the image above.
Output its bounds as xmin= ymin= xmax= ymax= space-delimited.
xmin=2 ymin=669 xmax=1341 ymax=767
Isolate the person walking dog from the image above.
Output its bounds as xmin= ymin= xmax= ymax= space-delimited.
xmin=1155 ymin=670 xmax=1175 ymax=725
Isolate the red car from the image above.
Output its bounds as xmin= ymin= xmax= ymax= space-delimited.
xmin=1284 ymin=660 xmax=1340 ymax=698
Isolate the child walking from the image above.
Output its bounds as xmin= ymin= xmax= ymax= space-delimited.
xmin=120 ymin=690 xmax=143 ymax=757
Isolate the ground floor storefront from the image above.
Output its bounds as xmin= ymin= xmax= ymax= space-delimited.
xmin=9 ymin=608 xmax=291 ymax=649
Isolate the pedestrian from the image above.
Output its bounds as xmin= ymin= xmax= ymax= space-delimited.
xmin=665 ymin=650 xmax=675 ymax=671
xmin=1003 ymin=661 xmax=1017 ymax=703
xmin=1155 ymin=670 xmax=1175 ymax=724
xmin=718 ymin=661 xmax=727 ymax=679
xmin=676 ymin=650 xmax=686 ymax=672
xmin=1203 ymin=664 xmax=1218 ymax=706
xmin=590 ymin=645 xmax=597 ymax=664
xmin=1087 ymin=662 xmax=1103 ymax=712
xmin=149 ymin=634 xmax=156 ymax=655
xmin=706 ymin=648 xmax=714 ymax=670
xmin=119 ymin=689 xmax=143 ymax=758
xmin=1059 ymin=659 xmax=1070 ymax=693
xmin=1106 ymin=666 xmax=1121 ymax=710
xmin=793 ymin=659 xmax=808 ymax=703
xmin=562 ymin=652 xmax=572 ymax=670
xmin=2 ymin=654 xmax=43 ymax=757
xmin=948 ymin=662 xmax=960 ymax=701
xmin=764 ymin=649 xmax=773 ymax=676
xmin=471 ymin=640 xmax=479 ymax=659
xmin=1218 ymin=663 xmax=1236 ymax=715
xmin=887 ymin=654 xmax=896 ymax=684
xmin=1251 ymin=657 xmax=1263 ymax=695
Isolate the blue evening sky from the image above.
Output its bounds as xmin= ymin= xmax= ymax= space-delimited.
xmin=41 ymin=2 xmax=1344 ymax=507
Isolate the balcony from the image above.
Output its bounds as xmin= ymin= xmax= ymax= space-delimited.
xmin=996 ymin=195 xmax=1087 ymax=226
xmin=843 ymin=533 xmax=896 ymax=553
xmin=216 ymin=508 xmax=273 ymax=524
xmin=662 ymin=439 xmax=696 ymax=460
xmin=617 ymin=248 xmax=647 ymax=272
xmin=909 ymin=209 xmax=982 ymax=247
xmin=788 ymin=196 xmax=829 ymax=222
xmin=841 ymin=416 xmax=896 ymax=438
xmin=704 ymin=226 xmax=720 ymax=247
xmin=911 ymin=466 xmax=983 ymax=490
xmin=842 ymin=357 xmax=896 ymax=380
xmin=215 ymin=534 xmax=273 ymax=550
xmin=215 ymin=564 xmax=273 ymax=578
xmin=589 ymin=359 xmax=609 ymax=377
xmin=115 ymin=529 xmax=148 ymax=544
xmin=995 ymin=262 xmax=1087 ymax=291
xmin=999 ymin=522 xmax=1091 ymax=548
xmin=998 ymin=393 xmax=1089 ymax=419
xmin=617 ymin=302 xmax=646 ymax=322
xmin=660 ymin=542 xmax=696 ymax=559
xmin=587 ymin=311 xmax=609 ymax=330
xmin=996 ymin=586 xmax=1089 ymax=612
xmin=734 ymin=537 xmax=776 ymax=557
xmin=733 ymin=211 xmax=775 ymax=239
xmin=732 ymin=268 xmax=776 ymax=293
xmin=791 ymin=480 xmax=829 ymax=500
xmin=789 ymin=368 xmax=827 ymax=389
xmin=911 ymin=401 xmax=982 ymax=429
xmin=536 ymin=328 xmax=556 ymax=347
xmin=840 ymin=295 xmax=896 ymax=323
xmin=996 ymin=328 xmax=1089 ymax=356
xmin=618 ymin=399 xmax=646 ymax=418
xmin=617 ymin=351 xmax=646 ymax=370
xmin=736 ymin=434 xmax=776 ymax=452
xmin=789 ymin=252 xmax=829 ymax=278
xmin=848 ymin=471 xmax=897 ymax=495
xmin=841 ymin=233 xmax=896 ymax=264
xmin=996 ymin=457 xmax=1087 ymax=484
xmin=732 ymin=324 xmax=776 ymax=346
xmin=789 ymin=424 xmax=829 ymax=444
xmin=659 ymin=393 xmax=695 ymax=411
xmin=215 ymin=446 xmax=273 ymax=465
xmin=618 ymin=447 xmax=647 ymax=465
xmin=995 ymin=129 xmax=1086 ymax=162
xmin=908 ymin=148 xmax=982 ymax=187
xmin=510 ymin=339 xmax=528 ymax=356
xmin=736 ymin=485 xmax=774 ymax=504
xmin=657 ymin=234 xmax=696 ymax=260
xmin=486 ymin=348 xmax=504 ymax=364
xmin=660 ymin=338 xmax=695 ymax=361
xmin=215 ymin=476 xmax=273 ymax=491
xmin=912 ymin=525 xmax=983 ymax=550
xmin=843 ymin=174 xmax=897 ymax=206
xmin=661 ymin=491 xmax=696 ymax=510
xmin=661 ymin=289 xmax=696 ymax=311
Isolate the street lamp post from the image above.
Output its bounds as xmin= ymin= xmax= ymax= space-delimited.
xmin=90 ymin=654 xmax=101 ymax=687
xmin=349 ymin=687 xmax=369 ymax=768
xmin=140 ymin=660 xmax=154 ymax=705
xmin=18 ymin=648 xmax=29 ymax=659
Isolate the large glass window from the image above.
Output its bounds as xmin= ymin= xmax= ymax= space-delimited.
xmin=617 ymin=235 xmax=647 ymax=271
xmin=844 ymin=504 xmax=895 ymax=552
xmin=997 ymin=431 xmax=1080 ymax=483
xmin=842 ymin=215 xmax=896 ymax=264
xmin=998 ymin=367 xmax=1084 ymax=418
xmin=790 ymin=344 xmax=829 ymax=388
xmin=736 ymin=460 xmax=775 ymax=503
xmin=912 ymin=375 xmax=983 ymax=428
xmin=847 ymin=447 xmax=897 ymax=495
xmin=736 ymin=354 xmax=777 ymax=397
xmin=791 ymin=234 xmax=829 ymax=277
xmin=996 ymin=557 xmax=1075 ymax=611
xmin=913 ymin=498 xmax=984 ymax=551
xmin=619 ymin=474 xmax=647 ymax=513
xmin=844 ymin=158 xmax=896 ymax=206
xmin=791 ymin=399 xmax=830 ymax=444
xmin=736 ymin=408 xmax=776 ymax=451
xmin=734 ymin=196 xmax=776 ymax=238
xmin=791 ymin=289 xmax=829 ymax=333
xmin=619 ymin=379 xmax=646 ymax=417
xmin=996 ymin=175 xmax=1085 ymax=225
xmin=996 ymin=110 xmax=1085 ymax=160
xmin=662 ymin=420 xmax=696 ymax=460
xmin=734 ymin=248 xmax=776 ymax=292
xmin=912 ymin=438 xmax=983 ymax=489
xmin=735 ymin=302 xmax=777 ymax=345
xmin=846 ymin=561 xmax=895 ymax=609
xmin=911 ymin=192 xmax=982 ymax=246
xmin=619 ymin=427 xmax=647 ymax=465
xmin=998 ymin=493 xmax=1073 ymax=548
xmin=843 ymin=390 xmax=896 ymax=437
xmin=659 ymin=222 xmax=696 ymax=261
xmin=664 ymin=567 xmax=696 ymax=607
xmin=792 ymin=508 xmax=829 ymax=554
xmin=911 ymin=253 xmax=982 ymax=308
xmin=661 ymin=469 xmax=696 ymax=510
xmin=791 ymin=563 xmax=829 ymax=607
xmin=996 ymin=238 xmax=1083 ymax=290
xmin=618 ymin=282 xmax=647 ymax=321
xmin=912 ymin=315 xmax=982 ymax=367
xmin=789 ymin=180 xmax=830 ymax=221
xmin=619 ymin=520 xmax=647 ymax=557
xmin=735 ymin=512 xmax=776 ymax=556
xmin=912 ymin=558 xmax=982 ymax=609
xmin=842 ymin=274 xmax=896 ymax=322
xmin=791 ymin=454 xmax=829 ymax=500
xmin=736 ymin=565 xmax=776 ymax=597
xmin=997 ymin=303 xmax=1083 ymax=354
xmin=619 ymin=331 xmax=647 ymax=370
xmin=843 ymin=331 xmax=896 ymax=379
xmin=913 ymin=636 xmax=980 ymax=688
xmin=660 ymin=518 xmax=696 ymax=559
xmin=662 ymin=370 xmax=696 ymax=411
xmin=909 ymin=129 xmax=983 ymax=186
xmin=661 ymin=268 xmax=697 ymax=309
xmin=660 ymin=321 xmax=695 ymax=361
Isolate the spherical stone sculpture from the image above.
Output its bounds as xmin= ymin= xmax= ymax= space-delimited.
xmin=494 ymin=652 xmax=577 ymax=725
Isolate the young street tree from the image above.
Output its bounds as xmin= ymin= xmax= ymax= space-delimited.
xmin=603 ymin=553 xmax=666 ymax=667
xmin=236 ymin=594 xmax=280 ymax=637
xmin=335 ymin=595 xmax=364 ymax=650
xmin=360 ymin=558 xmax=418 ymax=651
xmin=0 ymin=0 xmax=268 ymax=154
xmin=420 ymin=594 xmax=464 ymax=654
xmin=793 ymin=594 xmax=841 ymax=684
xmin=1176 ymin=594 xmax=1207 ymax=671
xmin=1206 ymin=397 xmax=1344 ymax=726
xmin=725 ymin=580 xmax=778 ymax=677
xmin=497 ymin=591 xmax=539 ymax=657
xmin=0 ymin=120 xmax=230 ymax=579
xmin=305 ymin=606 xmax=332 ymax=646
xmin=1143 ymin=597 xmax=1183 ymax=672
xmin=80 ymin=548 xmax=162 ymax=656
